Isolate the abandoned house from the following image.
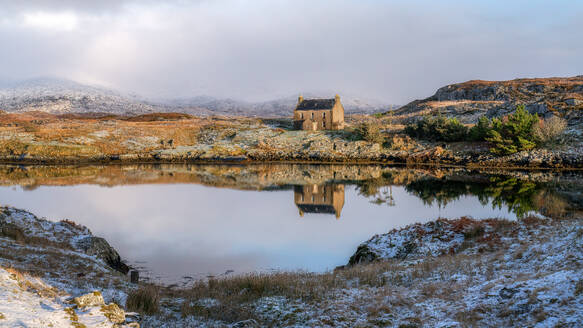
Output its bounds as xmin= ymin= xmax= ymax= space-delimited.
xmin=293 ymin=94 xmax=345 ymax=131
xmin=294 ymin=184 xmax=345 ymax=219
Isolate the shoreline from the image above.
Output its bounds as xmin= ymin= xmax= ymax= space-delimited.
xmin=0 ymin=111 xmax=581 ymax=170
xmin=0 ymin=155 xmax=582 ymax=170
xmin=1 ymin=205 xmax=581 ymax=327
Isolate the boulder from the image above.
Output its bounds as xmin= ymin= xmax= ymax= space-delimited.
xmin=0 ymin=223 xmax=26 ymax=242
xmin=348 ymin=245 xmax=378 ymax=265
xmin=73 ymin=291 xmax=105 ymax=308
xmin=101 ymin=303 xmax=126 ymax=324
xmin=76 ymin=236 xmax=129 ymax=274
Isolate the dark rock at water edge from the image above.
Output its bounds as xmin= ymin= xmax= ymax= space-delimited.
xmin=76 ymin=236 xmax=130 ymax=274
xmin=348 ymin=244 xmax=378 ymax=265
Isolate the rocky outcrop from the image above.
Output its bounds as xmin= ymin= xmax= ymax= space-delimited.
xmin=392 ymin=76 xmax=583 ymax=126
xmin=348 ymin=217 xmax=525 ymax=265
xmin=76 ymin=237 xmax=130 ymax=274
xmin=0 ymin=206 xmax=130 ymax=274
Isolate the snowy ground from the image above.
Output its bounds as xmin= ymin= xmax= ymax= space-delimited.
xmin=1 ymin=206 xmax=582 ymax=327
xmin=0 ymin=267 xmax=137 ymax=327
xmin=137 ymin=215 xmax=583 ymax=327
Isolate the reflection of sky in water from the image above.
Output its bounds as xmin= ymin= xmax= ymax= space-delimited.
xmin=0 ymin=183 xmax=515 ymax=283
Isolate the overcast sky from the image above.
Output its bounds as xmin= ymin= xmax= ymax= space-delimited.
xmin=0 ymin=0 xmax=582 ymax=103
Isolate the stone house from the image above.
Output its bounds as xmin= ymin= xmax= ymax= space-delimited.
xmin=293 ymin=95 xmax=345 ymax=131
xmin=294 ymin=184 xmax=345 ymax=219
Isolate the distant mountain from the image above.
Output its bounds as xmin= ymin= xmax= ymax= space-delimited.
xmin=0 ymin=78 xmax=395 ymax=117
xmin=167 ymin=93 xmax=394 ymax=117
xmin=0 ymin=78 xmax=160 ymax=114
xmin=391 ymin=76 xmax=583 ymax=125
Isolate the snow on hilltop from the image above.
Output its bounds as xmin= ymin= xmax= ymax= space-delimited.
xmin=0 ymin=78 xmax=394 ymax=116
xmin=0 ymin=78 xmax=160 ymax=115
xmin=167 ymin=93 xmax=395 ymax=116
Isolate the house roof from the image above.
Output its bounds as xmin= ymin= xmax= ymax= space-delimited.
xmin=296 ymin=98 xmax=336 ymax=111
xmin=296 ymin=204 xmax=337 ymax=214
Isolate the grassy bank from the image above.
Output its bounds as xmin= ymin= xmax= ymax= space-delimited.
xmin=1 ymin=204 xmax=582 ymax=327
xmin=0 ymin=111 xmax=581 ymax=168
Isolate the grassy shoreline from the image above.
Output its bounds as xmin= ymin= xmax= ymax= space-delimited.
xmin=1 ymin=204 xmax=582 ymax=327
xmin=0 ymin=111 xmax=581 ymax=168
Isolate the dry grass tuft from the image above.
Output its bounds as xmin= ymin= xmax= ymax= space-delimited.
xmin=5 ymin=267 xmax=60 ymax=298
xmin=126 ymin=285 xmax=160 ymax=315
xmin=575 ymin=280 xmax=583 ymax=296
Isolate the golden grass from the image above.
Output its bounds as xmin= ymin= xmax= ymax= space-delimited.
xmin=459 ymin=76 xmax=583 ymax=88
xmin=172 ymin=252 xmax=496 ymax=323
xmin=126 ymin=285 xmax=160 ymax=315
xmin=0 ymin=111 xmax=265 ymax=160
xmin=424 ymin=100 xmax=505 ymax=108
xmin=5 ymin=267 xmax=60 ymax=298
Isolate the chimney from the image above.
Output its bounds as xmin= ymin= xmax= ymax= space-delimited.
xmin=335 ymin=94 xmax=340 ymax=102
xmin=298 ymin=95 xmax=304 ymax=103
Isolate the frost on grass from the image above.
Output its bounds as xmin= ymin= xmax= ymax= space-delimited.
xmin=0 ymin=206 xmax=136 ymax=327
xmin=158 ymin=215 xmax=583 ymax=328
xmin=1 ymin=205 xmax=582 ymax=327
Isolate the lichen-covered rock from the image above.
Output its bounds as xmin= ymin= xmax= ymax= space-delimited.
xmin=73 ymin=291 xmax=105 ymax=308
xmin=101 ymin=303 xmax=126 ymax=323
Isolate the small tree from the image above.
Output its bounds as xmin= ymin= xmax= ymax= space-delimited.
xmin=486 ymin=105 xmax=539 ymax=155
xmin=469 ymin=116 xmax=491 ymax=141
xmin=356 ymin=122 xmax=384 ymax=144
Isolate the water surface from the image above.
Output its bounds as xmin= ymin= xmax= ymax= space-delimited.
xmin=0 ymin=164 xmax=576 ymax=284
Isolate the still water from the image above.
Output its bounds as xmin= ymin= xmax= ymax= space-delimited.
xmin=0 ymin=164 xmax=575 ymax=284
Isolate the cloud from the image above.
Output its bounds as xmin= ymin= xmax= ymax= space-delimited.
xmin=22 ymin=12 xmax=79 ymax=31
xmin=0 ymin=0 xmax=582 ymax=103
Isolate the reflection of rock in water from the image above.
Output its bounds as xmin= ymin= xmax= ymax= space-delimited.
xmin=294 ymin=184 xmax=345 ymax=219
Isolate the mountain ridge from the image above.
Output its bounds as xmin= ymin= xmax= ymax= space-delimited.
xmin=0 ymin=78 xmax=394 ymax=117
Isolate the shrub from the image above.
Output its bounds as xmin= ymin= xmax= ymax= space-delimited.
xmin=469 ymin=116 xmax=491 ymax=141
xmin=126 ymin=285 xmax=160 ymax=315
xmin=533 ymin=115 xmax=567 ymax=146
xmin=404 ymin=116 xmax=468 ymax=142
xmin=485 ymin=105 xmax=539 ymax=155
xmin=356 ymin=122 xmax=385 ymax=144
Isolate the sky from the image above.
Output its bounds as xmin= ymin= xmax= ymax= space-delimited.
xmin=0 ymin=0 xmax=582 ymax=103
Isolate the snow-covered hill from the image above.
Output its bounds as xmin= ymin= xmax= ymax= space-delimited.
xmin=0 ymin=78 xmax=395 ymax=116
xmin=0 ymin=78 xmax=161 ymax=115
xmin=168 ymin=93 xmax=394 ymax=116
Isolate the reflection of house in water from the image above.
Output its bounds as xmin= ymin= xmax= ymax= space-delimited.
xmin=294 ymin=184 xmax=345 ymax=219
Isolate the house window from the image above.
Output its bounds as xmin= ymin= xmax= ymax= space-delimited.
xmin=323 ymin=121 xmax=326 ymax=128
xmin=322 ymin=112 xmax=326 ymax=119
xmin=300 ymin=113 xmax=303 ymax=119
xmin=323 ymin=195 xmax=326 ymax=202
xmin=311 ymin=112 xmax=314 ymax=120
xmin=301 ymin=194 xmax=304 ymax=201
xmin=311 ymin=195 xmax=315 ymax=202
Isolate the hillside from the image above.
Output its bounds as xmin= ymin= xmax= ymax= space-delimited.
xmin=0 ymin=78 xmax=161 ymax=115
xmin=0 ymin=78 xmax=392 ymax=117
xmin=392 ymin=76 xmax=583 ymax=126
xmin=167 ymin=94 xmax=393 ymax=116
